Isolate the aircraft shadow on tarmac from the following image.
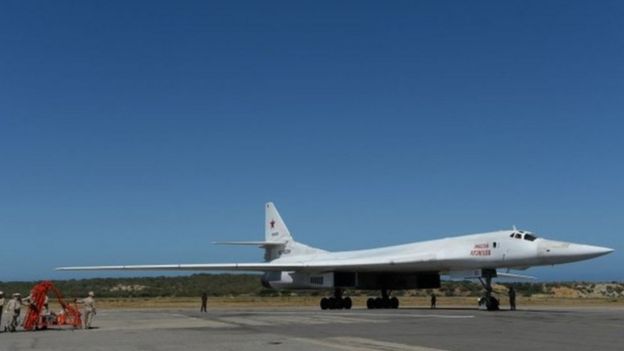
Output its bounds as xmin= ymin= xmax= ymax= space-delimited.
xmin=364 ymin=306 xmax=575 ymax=314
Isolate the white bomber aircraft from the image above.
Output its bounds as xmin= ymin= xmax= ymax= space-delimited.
xmin=57 ymin=202 xmax=613 ymax=310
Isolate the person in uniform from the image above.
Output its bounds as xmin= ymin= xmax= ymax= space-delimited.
xmin=20 ymin=290 xmax=52 ymax=329
xmin=430 ymin=292 xmax=437 ymax=309
xmin=40 ymin=295 xmax=50 ymax=329
xmin=21 ymin=290 xmax=36 ymax=314
xmin=200 ymin=292 xmax=208 ymax=312
xmin=6 ymin=293 xmax=23 ymax=332
xmin=508 ymin=286 xmax=517 ymax=311
xmin=76 ymin=291 xmax=97 ymax=329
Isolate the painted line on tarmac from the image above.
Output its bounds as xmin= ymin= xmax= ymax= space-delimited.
xmin=219 ymin=311 xmax=475 ymax=319
xmin=344 ymin=312 xmax=475 ymax=319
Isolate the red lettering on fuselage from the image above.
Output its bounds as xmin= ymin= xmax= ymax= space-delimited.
xmin=470 ymin=243 xmax=491 ymax=256
xmin=470 ymin=249 xmax=491 ymax=256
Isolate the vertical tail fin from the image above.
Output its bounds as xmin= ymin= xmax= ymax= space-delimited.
xmin=216 ymin=202 xmax=325 ymax=262
xmin=265 ymin=202 xmax=293 ymax=243
xmin=263 ymin=202 xmax=326 ymax=260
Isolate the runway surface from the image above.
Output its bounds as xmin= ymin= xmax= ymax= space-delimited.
xmin=1 ymin=306 xmax=623 ymax=351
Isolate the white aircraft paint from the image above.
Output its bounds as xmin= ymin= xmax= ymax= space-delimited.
xmin=57 ymin=202 xmax=613 ymax=277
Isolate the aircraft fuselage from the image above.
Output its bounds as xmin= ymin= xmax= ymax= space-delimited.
xmin=264 ymin=230 xmax=612 ymax=289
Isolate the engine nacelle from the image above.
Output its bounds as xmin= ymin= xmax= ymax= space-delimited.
xmin=261 ymin=271 xmax=335 ymax=289
xmin=261 ymin=271 xmax=440 ymax=290
xmin=261 ymin=271 xmax=293 ymax=288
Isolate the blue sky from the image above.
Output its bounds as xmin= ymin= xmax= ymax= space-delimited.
xmin=1 ymin=1 xmax=622 ymax=282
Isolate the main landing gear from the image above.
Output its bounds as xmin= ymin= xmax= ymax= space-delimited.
xmin=320 ymin=288 xmax=352 ymax=310
xmin=366 ymin=289 xmax=399 ymax=309
xmin=478 ymin=272 xmax=500 ymax=311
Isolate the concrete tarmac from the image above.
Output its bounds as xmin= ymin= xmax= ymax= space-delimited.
xmin=1 ymin=306 xmax=623 ymax=351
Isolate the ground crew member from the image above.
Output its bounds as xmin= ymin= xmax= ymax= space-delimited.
xmin=0 ymin=291 xmax=4 ymax=332
xmin=40 ymin=295 xmax=50 ymax=329
xmin=200 ymin=292 xmax=208 ymax=312
xmin=430 ymin=293 xmax=437 ymax=309
xmin=6 ymin=293 xmax=23 ymax=332
xmin=508 ymin=286 xmax=516 ymax=311
xmin=21 ymin=291 xmax=50 ymax=329
xmin=21 ymin=291 xmax=35 ymax=312
xmin=76 ymin=291 xmax=96 ymax=329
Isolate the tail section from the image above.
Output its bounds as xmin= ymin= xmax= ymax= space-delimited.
xmin=264 ymin=202 xmax=326 ymax=260
xmin=214 ymin=202 xmax=325 ymax=261
xmin=265 ymin=202 xmax=293 ymax=243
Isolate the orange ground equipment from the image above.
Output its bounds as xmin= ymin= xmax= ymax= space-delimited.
xmin=22 ymin=281 xmax=82 ymax=331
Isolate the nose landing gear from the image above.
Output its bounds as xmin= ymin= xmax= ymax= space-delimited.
xmin=478 ymin=271 xmax=500 ymax=311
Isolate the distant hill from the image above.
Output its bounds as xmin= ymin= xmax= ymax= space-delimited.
xmin=1 ymin=274 xmax=622 ymax=299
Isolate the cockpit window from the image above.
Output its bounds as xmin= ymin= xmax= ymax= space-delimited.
xmin=510 ymin=233 xmax=514 ymax=238
xmin=514 ymin=233 xmax=522 ymax=239
xmin=524 ymin=234 xmax=537 ymax=241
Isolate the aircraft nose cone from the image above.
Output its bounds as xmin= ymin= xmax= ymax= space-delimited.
xmin=538 ymin=240 xmax=614 ymax=264
xmin=568 ymin=244 xmax=614 ymax=259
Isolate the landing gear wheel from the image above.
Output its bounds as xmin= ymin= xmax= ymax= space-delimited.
xmin=374 ymin=297 xmax=383 ymax=309
xmin=478 ymin=270 xmax=501 ymax=311
xmin=320 ymin=297 xmax=329 ymax=310
xmin=334 ymin=297 xmax=344 ymax=310
xmin=390 ymin=297 xmax=399 ymax=309
xmin=343 ymin=297 xmax=352 ymax=310
xmin=327 ymin=297 xmax=335 ymax=309
xmin=367 ymin=298 xmax=375 ymax=309
xmin=368 ymin=291 xmax=400 ymax=309
xmin=486 ymin=296 xmax=499 ymax=311
xmin=321 ymin=289 xmax=351 ymax=310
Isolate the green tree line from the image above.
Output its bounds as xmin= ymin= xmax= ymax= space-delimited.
xmin=1 ymin=274 xmax=620 ymax=299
